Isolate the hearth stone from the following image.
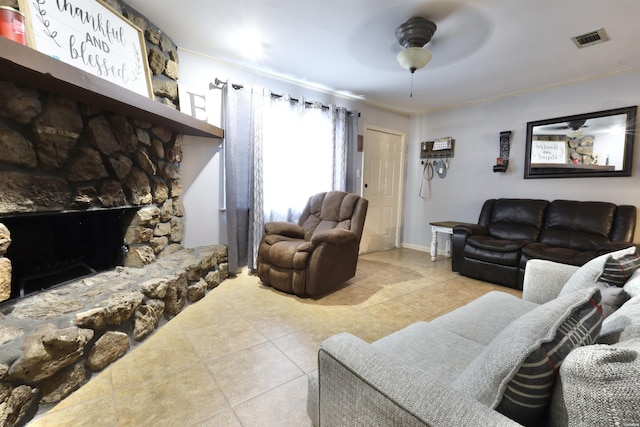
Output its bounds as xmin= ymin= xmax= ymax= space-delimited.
xmin=86 ymin=331 xmax=129 ymax=371
xmin=0 ymin=245 xmax=228 ymax=426
xmin=39 ymin=362 xmax=87 ymax=405
xmin=9 ymin=324 xmax=94 ymax=383
xmin=0 ymin=258 xmax=9 ymax=302
xmin=133 ymin=299 xmax=165 ymax=341
xmin=187 ymin=278 xmax=208 ymax=303
xmin=0 ymin=384 xmax=37 ymax=426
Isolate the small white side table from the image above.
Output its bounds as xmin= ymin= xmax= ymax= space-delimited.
xmin=429 ymin=221 xmax=472 ymax=262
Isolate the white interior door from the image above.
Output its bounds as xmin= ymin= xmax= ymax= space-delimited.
xmin=360 ymin=127 xmax=405 ymax=253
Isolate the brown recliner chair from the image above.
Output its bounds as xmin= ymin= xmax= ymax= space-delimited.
xmin=257 ymin=191 xmax=368 ymax=297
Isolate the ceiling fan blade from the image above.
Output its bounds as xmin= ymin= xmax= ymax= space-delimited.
xmin=348 ymin=1 xmax=492 ymax=71
xmin=409 ymin=1 xmax=464 ymax=23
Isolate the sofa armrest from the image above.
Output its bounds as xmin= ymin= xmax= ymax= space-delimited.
xmin=597 ymin=242 xmax=636 ymax=255
xmin=452 ymin=224 xmax=488 ymax=272
xmin=453 ymin=223 xmax=487 ymax=236
xmin=263 ymin=221 xmax=306 ymax=238
xmin=522 ymin=259 xmax=579 ymax=304
xmin=311 ymin=333 xmax=521 ymax=427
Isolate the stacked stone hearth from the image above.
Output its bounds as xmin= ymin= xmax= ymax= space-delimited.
xmin=0 ymin=244 xmax=228 ymax=426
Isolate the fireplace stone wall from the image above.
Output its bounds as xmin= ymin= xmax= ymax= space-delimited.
xmin=0 ymin=81 xmax=186 ymax=302
xmin=0 ymin=0 xmax=187 ymax=302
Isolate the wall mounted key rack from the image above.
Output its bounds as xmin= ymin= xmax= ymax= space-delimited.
xmin=420 ymin=137 xmax=455 ymax=160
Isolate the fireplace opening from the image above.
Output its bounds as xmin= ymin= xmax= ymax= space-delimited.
xmin=1 ymin=208 xmax=136 ymax=300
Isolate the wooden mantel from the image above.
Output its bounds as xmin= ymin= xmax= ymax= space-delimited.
xmin=0 ymin=37 xmax=223 ymax=139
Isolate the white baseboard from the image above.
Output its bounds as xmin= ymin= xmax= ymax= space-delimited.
xmin=400 ymin=243 xmax=430 ymax=253
xmin=364 ymin=243 xmax=449 ymax=257
xmin=400 ymin=242 xmax=454 ymax=257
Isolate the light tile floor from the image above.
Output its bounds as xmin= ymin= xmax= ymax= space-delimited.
xmin=30 ymin=248 xmax=521 ymax=427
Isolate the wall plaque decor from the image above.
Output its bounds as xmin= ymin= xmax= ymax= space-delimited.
xmin=19 ymin=0 xmax=152 ymax=98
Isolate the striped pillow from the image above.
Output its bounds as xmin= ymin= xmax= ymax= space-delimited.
xmin=495 ymin=290 xmax=602 ymax=425
xmin=598 ymin=252 xmax=640 ymax=287
xmin=451 ymin=287 xmax=603 ymax=427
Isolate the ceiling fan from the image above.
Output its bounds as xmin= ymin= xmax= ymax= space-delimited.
xmin=547 ymin=119 xmax=591 ymax=138
xmin=550 ymin=120 xmax=590 ymax=131
xmin=395 ymin=16 xmax=437 ymax=74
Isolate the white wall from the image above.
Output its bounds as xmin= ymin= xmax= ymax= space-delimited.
xmin=177 ymin=50 xmax=410 ymax=247
xmin=403 ymin=71 xmax=640 ymax=253
xmin=180 ymin=135 xmax=225 ymax=247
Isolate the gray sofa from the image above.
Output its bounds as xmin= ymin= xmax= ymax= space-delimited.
xmin=307 ymin=246 xmax=640 ymax=426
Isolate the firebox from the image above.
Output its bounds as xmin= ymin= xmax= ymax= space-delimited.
xmin=1 ymin=208 xmax=136 ymax=300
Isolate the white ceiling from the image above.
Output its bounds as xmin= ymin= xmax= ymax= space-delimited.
xmin=124 ymin=0 xmax=640 ymax=115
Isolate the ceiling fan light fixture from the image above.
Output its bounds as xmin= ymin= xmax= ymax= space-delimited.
xmin=396 ymin=47 xmax=432 ymax=73
xmin=395 ymin=17 xmax=437 ymax=74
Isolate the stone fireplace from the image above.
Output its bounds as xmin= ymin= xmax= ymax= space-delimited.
xmin=0 ymin=0 xmax=194 ymax=304
xmin=0 ymin=1 xmax=227 ymax=425
xmin=0 ymin=81 xmax=187 ymax=303
xmin=0 ymin=81 xmax=227 ymax=424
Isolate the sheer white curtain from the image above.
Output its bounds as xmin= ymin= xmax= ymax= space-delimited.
xmin=262 ymin=96 xmax=338 ymax=222
xmin=225 ymin=84 xmax=356 ymax=271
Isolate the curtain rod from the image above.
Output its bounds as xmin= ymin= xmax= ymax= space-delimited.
xmin=209 ymin=78 xmax=227 ymax=90
xmin=209 ymin=78 xmax=359 ymax=116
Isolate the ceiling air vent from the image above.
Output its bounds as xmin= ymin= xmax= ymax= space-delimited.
xmin=572 ymin=28 xmax=609 ymax=48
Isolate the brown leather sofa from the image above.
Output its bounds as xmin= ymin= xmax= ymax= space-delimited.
xmin=452 ymin=198 xmax=636 ymax=289
xmin=257 ymin=191 xmax=368 ymax=297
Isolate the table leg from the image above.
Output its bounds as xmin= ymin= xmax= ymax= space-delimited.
xmin=445 ymin=237 xmax=451 ymax=258
xmin=430 ymin=226 xmax=438 ymax=261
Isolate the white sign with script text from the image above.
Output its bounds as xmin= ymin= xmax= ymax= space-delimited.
xmin=20 ymin=0 xmax=152 ymax=98
xmin=531 ymin=140 xmax=567 ymax=164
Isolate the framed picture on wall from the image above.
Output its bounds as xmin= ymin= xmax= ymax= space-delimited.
xmin=524 ymin=106 xmax=637 ymax=178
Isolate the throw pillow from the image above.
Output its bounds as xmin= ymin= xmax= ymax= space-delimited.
xmin=560 ymin=246 xmax=637 ymax=296
xmin=598 ymin=252 xmax=640 ymax=287
xmin=596 ymin=283 xmax=631 ymax=319
xmin=451 ymin=287 xmax=603 ymax=427
xmin=599 ymin=294 xmax=640 ymax=344
xmin=624 ymin=268 xmax=640 ymax=298
xmin=551 ymin=339 xmax=640 ymax=426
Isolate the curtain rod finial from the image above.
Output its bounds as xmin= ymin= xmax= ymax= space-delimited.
xmin=210 ymin=78 xmax=228 ymax=90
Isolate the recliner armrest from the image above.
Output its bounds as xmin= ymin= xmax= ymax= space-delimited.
xmin=263 ymin=221 xmax=306 ymax=238
xmin=311 ymin=228 xmax=356 ymax=245
xmin=311 ymin=333 xmax=521 ymax=427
